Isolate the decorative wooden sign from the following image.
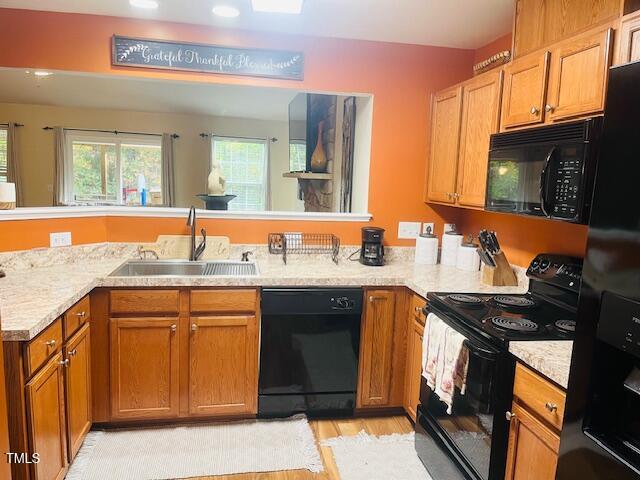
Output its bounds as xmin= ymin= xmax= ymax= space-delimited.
xmin=112 ymin=35 xmax=304 ymax=80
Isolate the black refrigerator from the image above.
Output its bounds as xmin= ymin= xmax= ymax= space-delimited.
xmin=557 ymin=60 xmax=640 ymax=479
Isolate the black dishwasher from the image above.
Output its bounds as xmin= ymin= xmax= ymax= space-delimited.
xmin=258 ymin=288 xmax=363 ymax=418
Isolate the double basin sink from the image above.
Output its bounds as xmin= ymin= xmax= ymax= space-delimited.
xmin=110 ymin=260 xmax=259 ymax=277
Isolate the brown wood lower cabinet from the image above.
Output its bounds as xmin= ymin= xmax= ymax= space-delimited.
xmin=505 ymin=363 xmax=566 ymax=480
xmin=403 ymin=297 xmax=426 ymax=422
xmin=357 ymin=288 xmax=407 ymax=409
xmin=189 ymin=315 xmax=258 ymax=416
xmin=100 ymin=288 xmax=260 ymax=423
xmin=64 ymin=323 xmax=92 ymax=461
xmin=110 ymin=317 xmax=180 ymax=420
xmin=25 ymin=353 xmax=67 ymax=480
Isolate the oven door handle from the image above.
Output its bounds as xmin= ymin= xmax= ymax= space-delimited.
xmin=539 ymin=145 xmax=557 ymax=217
xmin=463 ymin=339 xmax=499 ymax=360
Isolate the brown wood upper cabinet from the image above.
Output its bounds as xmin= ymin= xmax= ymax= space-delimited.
xmin=505 ymin=363 xmax=567 ymax=480
xmin=456 ymin=70 xmax=503 ymax=207
xmin=502 ymin=26 xmax=613 ymax=130
xmin=25 ymin=352 xmax=68 ymax=480
xmin=425 ymin=86 xmax=462 ymax=204
xmin=189 ymin=315 xmax=258 ymax=416
xmin=110 ymin=317 xmax=180 ymax=420
xmin=501 ymin=51 xmax=550 ymax=129
xmin=513 ymin=0 xmax=619 ymax=58
xmin=426 ymin=70 xmax=502 ymax=207
xmin=616 ymin=10 xmax=640 ymax=64
xmin=546 ymin=28 xmax=613 ymax=122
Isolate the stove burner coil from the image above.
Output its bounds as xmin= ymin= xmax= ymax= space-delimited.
xmin=493 ymin=295 xmax=536 ymax=309
xmin=490 ymin=316 xmax=539 ymax=332
xmin=555 ymin=319 xmax=576 ymax=333
xmin=447 ymin=294 xmax=484 ymax=307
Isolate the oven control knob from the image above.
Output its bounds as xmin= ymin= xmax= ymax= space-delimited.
xmin=539 ymin=259 xmax=551 ymax=272
xmin=530 ymin=259 xmax=540 ymax=271
xmin=335 ymin=297 xmax=352 ymax=310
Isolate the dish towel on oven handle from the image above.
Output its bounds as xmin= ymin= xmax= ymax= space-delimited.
xmin=422 ymin=313 xmax=470 ymax=414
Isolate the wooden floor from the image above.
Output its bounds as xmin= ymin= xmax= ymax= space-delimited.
xmin=195 ymin=415 xmax=414 ymax=480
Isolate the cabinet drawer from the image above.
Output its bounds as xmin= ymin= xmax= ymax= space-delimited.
xmin=190 ymin=289 xmax=258 ymax=313
xmin=64 ymin=295 xmax=91 ymax=338
xmin=25 ymin=318 xmax=63 ymax=378
xmin=513 ymin=363 xmax=566 ymax=431
xmin=410 ymin=294 xmax=427 ymax=326
xmin=110 ymin=290 xmax=180 ymax=315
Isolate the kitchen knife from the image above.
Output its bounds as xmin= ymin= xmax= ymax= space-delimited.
xmin=477 ymin=246 xmax=496 ymax=267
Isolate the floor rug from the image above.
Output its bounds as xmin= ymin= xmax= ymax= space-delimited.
xmin=322 ymin=430 xmax=432 ymax=480
xmin=66 ymin=415 xmax=322 ymax=480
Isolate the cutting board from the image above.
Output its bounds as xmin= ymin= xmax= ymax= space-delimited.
xmin=139 ymin=235 xmax=230 ymax=260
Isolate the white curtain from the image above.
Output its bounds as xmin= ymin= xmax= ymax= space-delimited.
xmin=52 ymin=127 xmax=66 ymax=206
xmin=161 ymin=133 xmax=176 ymax=207
xmin=6 ymin=122 xmax=22 ymax=206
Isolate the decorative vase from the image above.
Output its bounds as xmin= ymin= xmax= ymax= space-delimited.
xmin=310 ymin=120 xmax=327 ymax=173
xmin=207 ymin=162 xmax=226 ymax=196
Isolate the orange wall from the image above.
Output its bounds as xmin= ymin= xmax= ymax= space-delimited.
xmin=473 ymin=33 xmax=513 ymax=64
xmin=0 ymin=8 xmax=475 ymax=252
xmin=456 ymin=210 xmax=588 ymax=267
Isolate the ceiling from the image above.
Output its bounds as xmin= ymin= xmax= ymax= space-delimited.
xmin=0 ymin=0 xmax=514 ymax=49
xmin=0 ymin=68 xmax=304 ymax=121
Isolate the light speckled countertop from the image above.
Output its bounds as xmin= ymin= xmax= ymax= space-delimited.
xmin=509 ymin=341 xmax=573 ymax=388
xmin=0 ymin=243 xmax=573 ymax=388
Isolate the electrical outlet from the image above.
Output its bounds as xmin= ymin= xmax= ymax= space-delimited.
xmin=398 ymin=221 xmax=421 ymax=239
xmin=50 ymin=232 xmax=72 ymax=247
xmin=422 ymin=222 xmax=435 ymax=235
xmin=444 ymin=223 xmax=457 ymax=234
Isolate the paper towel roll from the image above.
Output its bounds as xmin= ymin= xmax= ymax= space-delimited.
xmin=415 ymin=230 xmax=439 ymax=265
xmin=0 ymin=182 xmax=16 ymax=209
xmin=456 ymin=244 xmax=480 ymax=271
xmin=441 ymin=230 xmax=463 ymax=266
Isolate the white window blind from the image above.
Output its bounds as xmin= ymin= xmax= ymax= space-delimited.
xmin=213 ymin=137 xmax=268 ymax=211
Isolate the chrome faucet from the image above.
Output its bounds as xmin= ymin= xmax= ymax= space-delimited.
xmin=187 ymin=206 xmax=207 ymax=261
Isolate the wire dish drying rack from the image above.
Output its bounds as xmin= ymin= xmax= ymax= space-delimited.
xmin=268 ymin=233 xmax=340 ymax=264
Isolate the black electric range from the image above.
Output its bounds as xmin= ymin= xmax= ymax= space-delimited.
xmin=415 ymin=254 xmax=582 ymax=480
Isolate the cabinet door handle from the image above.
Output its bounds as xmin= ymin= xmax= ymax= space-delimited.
xmin=545 ymin=402 xmax=558 ymax=413
xmin=545 ymin=104 xmax=555 ymax=113
xmin=505 ymin=411 xmax=516 ymax=421
xmin=191 ymin=323 xmax=198 ymax=332
xmin=170 ymin=324 xmax=177 ymax=333
xmin=68 ymin=349 xmax=78 ymax=357
xmin=530 ymin=106 xmax=540 ymax=115
xmin=75 ymin=311 xmax=86 ymax=318
xmin=45 ymin=339 xmax=56 ymax=348
xmin=414 ymin=306 xmax=422 ymax=314
xmin=368 ymin=296 xmax=386 ymax=303
xmin=59 ymin=359 xmax=70 ymax=367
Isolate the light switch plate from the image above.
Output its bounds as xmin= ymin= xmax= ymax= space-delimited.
xmin=398 ymin=221 xmax=421 ymax=239
xmin=422 ymin=222 xmax=435 ymax=235
xmin=50 ymin=232 xmax=72 ymax=247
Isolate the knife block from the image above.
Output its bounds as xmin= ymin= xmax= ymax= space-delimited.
xmin=481 ymin=252 xmax=519 ymax=286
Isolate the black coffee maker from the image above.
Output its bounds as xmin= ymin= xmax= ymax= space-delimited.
xmin=360 ymin=227 xmax=385 ymax=266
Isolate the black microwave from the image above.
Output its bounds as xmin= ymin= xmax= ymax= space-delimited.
xmin=485 ymin=118 xmax=603 ymax=224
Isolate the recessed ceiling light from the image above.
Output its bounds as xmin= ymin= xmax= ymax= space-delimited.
xmin=251 ymin=0 xmax=303 ymax=14
xmin=33 ymin=70 xmax=53 ymax=77
xmin=129 ymin=0 xmax=159 ymax=9
xmin=212 ymin=5 xmax=240 ymax=17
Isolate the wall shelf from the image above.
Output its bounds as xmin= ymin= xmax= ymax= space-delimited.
xmin=282 ymin=172 xmax=333 ymax=180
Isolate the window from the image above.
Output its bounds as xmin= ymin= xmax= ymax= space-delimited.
xmin=213 ymin=137 xmax=268 ymax=211
xmin=0 ymin=127 xmax=7 ymax=182
xmin=289 ymin=141 xmax=306 ymax=172
xmin=65 ymin=132 xmax=163 ymax=206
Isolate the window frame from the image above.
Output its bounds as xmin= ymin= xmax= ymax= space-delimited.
xmin=0 ymin=126 xmax=8 ymax=183
xmin=211 ymin=136 xmax=269 ymax=212
xmin=64 ymin=131 xmax=163 ymax=206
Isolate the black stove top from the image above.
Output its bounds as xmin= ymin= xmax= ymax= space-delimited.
xmin=426 ymin=291 xmax=577 ymax=344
